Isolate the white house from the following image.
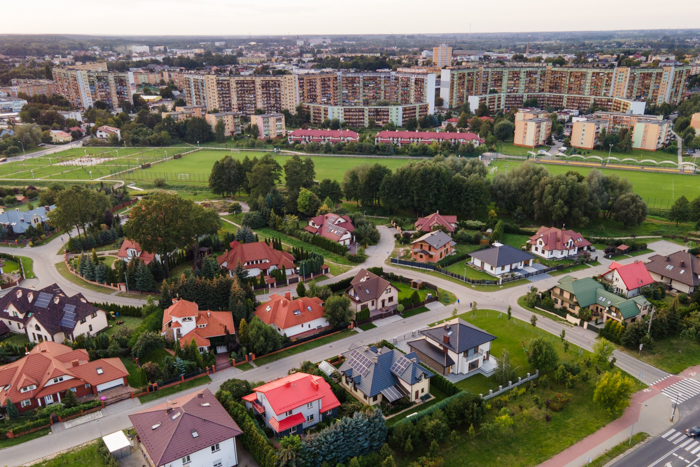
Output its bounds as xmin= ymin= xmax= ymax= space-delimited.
xmin=469 ymin=243 xmax=535 ymax=276
xmin=242 ymin=372 xmax=340 ymax=438
xmin=95 ymin=125 xmax=121 ymax=140
xmin=527 ymin=226 xmax=591 ymax=259
xmin=644 ymin=251 xmax=700 ymax=294
xmin=409 ymin=319 xmax=496 ymax=376
xmin=117 ymin=239 xmax=160 ymax=265
xmin=129 ymin=389 xmax=242 ymax=467
xmin=217 ymin=241 xmax=296 ymax=278
xmin=303 ymin=213 xmax=355 ymax=246
xmin=600 ymin=261 xmax=655 ymax=298
xmin=254 ymin=292 xmax=329 ymax=340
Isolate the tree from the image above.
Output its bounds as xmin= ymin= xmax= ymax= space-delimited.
xmin=185 ymin=117 xmax=213 ymax=144
xmin=530 ymin=314 xmax=538 ymax=328
xmin=296 ymin=281 xmax=306 ymax=298
xmin=456 ymin=112 xmax=470 ymax=128
xmin=5 ymin=398 xmax=19 ymax=419
xmin=247 ymin=316 xmax=281 ymax=355
xmin=48 ymin=185 xmax=111 ymax=237
xmin=214 ymin=118 xmax=226 ymax=143
xmin=124 ymin=192 xmax=220 ymax=277
xmin=247 ymin=154 xmax=282 ymax=200
xmin=318 ymin=179 xmax=344 ymax=204
xmin=218 ymin=378 xmax=253 ymax=400
xmin=593 ymin=371 xmax=635 ymax=416
xmin=135 ymin=261 xmax=156 ymax=291
xmin=132 ymin=331 xmax=165 ymax=359
xmin=493 ymin=120 xmax=515 ymax=141
xmin=593 ymin=337 xmax=615 ymax=365
xmin=526 ymin=337 xmax=559 ymax=373
xmin=297 ymin=188 xmax=322 ymax=216
xmin=670 ymin=195 xmax=691 ymax=226
xmin=284 ymin=155 xmax=316 ymax=194
xmin=324 ymin=295 xmax=353 ymax=327
xmin=612 ymin=193 xmax=647 ymax=228
xmin=405 ymin=118 xmax=418 ymax=131
xmin=493 ymin=350 xmax=517 ymax=385
xmin=238 ymin=318 xmax=249 ymax=346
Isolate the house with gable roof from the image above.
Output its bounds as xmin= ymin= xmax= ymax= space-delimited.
xmin=338 ymin=344 xmax=433 ymax=406
xmin=117 ymin=239 xmax=159 ymax=265
xmin=129 ymin=388 xmax=243 ymax=467
xmin=161 ymin=299 xmax=235 ymax=354
xmin=411 ymin=230 xmax=455 ymax=263
xmin=527 ymin=226 xmax=591 ymax=259
xmin=0 ymin=205 xmax=55 ymax=235
xmin=600 ymin=261 xmax=655 ymax=298
xmin=469 ymin=243 xmax=535 ymax=276
xmin=345 ymin=268 xmax=398 ymax=313
xmin=645 ymin=251 xmax=700 ymax=294
xmin=303 ymin=213 xmax=354 ymax=246
xmin=414 ymin=211 xmax=458 ymax=235
xmin=242 ymin=372 xmax=340 ymax=438
xmin=0 ymin=341 xmax=129 ymax=414
xmin=254 ymin=291 xmax=328 ymax=339
xmin=217 ymin=241 xmax=296 ymax=279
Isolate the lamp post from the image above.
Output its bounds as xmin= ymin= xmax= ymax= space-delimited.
xmin=124 ymin=272 xmax=129 ymax=293
xmin=89 ymin=171 xmax=92 ymax=180
xmin=19 ymin=141 xmax=25 ymax=155
xmin=607 ymin=144 xmax=613 ymax=166
xmin=671 ymin=392 xmax=682 ymax=421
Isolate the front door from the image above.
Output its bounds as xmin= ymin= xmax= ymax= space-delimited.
xmin=415 ymin=390 xmax=419 ymax=400
xmin=381 ymin=299 xmax=385 ymax=308
xmin=44 ymin=394 xmax=54 ymax=405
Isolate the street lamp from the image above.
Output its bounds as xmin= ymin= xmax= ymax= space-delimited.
xmin=607 ymin=144 xmax=613 ymax=166
xmin=124 ymin=272 xmax=129 ymax=293
xmin=31 ymin=170 xmax=34 ymax=179
xmin=19 ymin=141 xmax=25 ymax=155
xmin=671 ymin=392 xmax=682 ymax=421
xmin=89 ymin=171 xmax=92 ymax=180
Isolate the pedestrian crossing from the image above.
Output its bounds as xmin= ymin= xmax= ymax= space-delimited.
xmin=661 ymin=378 xmax=700 ymax=404
xmin=661 ymin=429 xmax=700 ymax=456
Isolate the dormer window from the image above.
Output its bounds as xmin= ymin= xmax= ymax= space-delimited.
xmin=35 ymin=324 xmax=41 ymax=331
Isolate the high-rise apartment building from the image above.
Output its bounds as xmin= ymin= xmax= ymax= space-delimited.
xmin=514 ymin=109 xmax=552 ymax=147
xmin=441 ymin=65 xmax=690 ymax=113
xmin=571 ymin=111 xmax=672 ymax=151
xmin=433 ymin=45 xmax=453 ymax=68
xmin=53 ymin=62 xmax=135 ymax=110
xmin=0 ymin=79 xmax=58 ymax=98
xmin=252 ymin=113 xmax=286 ymax=139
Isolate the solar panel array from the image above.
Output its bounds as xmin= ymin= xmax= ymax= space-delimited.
xmin=34 ymin=293 xmax=53 ymax=308
xmin=59 ymin=304 xmax=76 ymax=328
xmin=348 ymin=349 xmax=371 ymax=376
xmin=390 ymin=356 xmax=410 ymax=376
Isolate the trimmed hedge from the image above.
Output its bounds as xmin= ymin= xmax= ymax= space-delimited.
xmin=296 ymin=229 xmax=348 ymax=256
xmin=424 ymin=368 xmax=461 ymax=397
xmin=58 ymin=400 xmax=102 ymax=419
xmin=93 ymin=302 xmax=144 ymax=318
xmin=11 ymin=417 xmax=50 ymax=434
xmin=356 ymin=309 xmax=370 ymax=321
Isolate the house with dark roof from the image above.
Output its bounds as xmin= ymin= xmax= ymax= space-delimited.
xmin=411 ymin=230 xmax=455 ymax=263
xmin=0 ymin=205 xmax=55 ymax=234
xmin=408 ymin=319 xmax=496 ymax=376
xmin=217 ymin=241 xmax=296 ymax=279
xmin=549 ymin=275 xmax=652 ymax=324
xmin=0 ymin=341 xmax=129 ymax=414
xmin=338 ymin=344 xmax=433 ymax=406
xmin=0 ymin=284 xmax=108 ymax=344
xmin=600 ymin=261 xmax=655 ymax=298
xmin=303 ymin=213 xmax=354 ymax=246
xmin=161 ymin=299 xmax=235 ymax=354
xmin=255 ymin=291 xmax=328 ymax=340
xmin=527 ymin=226 xmax=591 ymax=259
xmin=469 ymin=243 xmax=535 ymax=276
xmin=242 ymin=372 xmax=340 ymax=438
xmin=345 ymin=268 xmax=398 ymax=313
xmin=414 ymin=212 xmax=458 ymax=234
xmin=129 ymin=388 xmax=242 ymax=467
xmin=645 ymin=251 xmax=700 ymax=294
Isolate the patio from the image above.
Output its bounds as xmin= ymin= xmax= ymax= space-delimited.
xmin=443 ymin=357 xmax=499 ymax=384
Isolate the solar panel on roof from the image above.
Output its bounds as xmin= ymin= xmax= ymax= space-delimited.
xmin=34 ymin=292 xmax=53 ymax=308
xmin=390 ymin=356 xmax=411 ymax=376
xmin=348 ymin=349 xmax=371 ymax=376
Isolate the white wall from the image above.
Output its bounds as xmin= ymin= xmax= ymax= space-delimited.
xmin=255 ymin=391 xmax=322 ymax=432
xmin=162 ymin=436 xmax=237 ymax=467
xmin=276 ymin=317 xmax=329 ymax=339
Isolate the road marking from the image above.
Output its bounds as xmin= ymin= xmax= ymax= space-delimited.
xmin=681 ymin=439 xmax=693 ymax=448
xmin=677 ymin=435 xmax=690 ymax=444
xmin=686 ymin=441 xmax=699 ymax=451
xmin=662 ymin=379 xmax=700 ymax=404
xmin=692 ymin=445 xmax=700 ymax=454
xmin=669 ymin=432 xmax=684 ymax=442
xmin=664 ymin=429 xmax=677 ymax=439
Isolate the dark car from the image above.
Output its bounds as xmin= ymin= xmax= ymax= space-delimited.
xmin=686 ymin=426 xmax=700 ymax=437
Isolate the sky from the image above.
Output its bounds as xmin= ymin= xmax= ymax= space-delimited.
xmin=4 ymin=0 xmax=700 ymax=36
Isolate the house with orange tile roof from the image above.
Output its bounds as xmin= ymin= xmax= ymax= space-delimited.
xmin=600 ymin=261 xmax=655 ymax=298
xmin=217 ymin=241 xmax=296 ymax=279
xmin=162 ymin=299 xmax=235 ymax=354
xmin=0 ymin=341 xmax=128 ymax=414
xmin=242 ymin=372 xmax=340 ymax=438
xmin=414 ymin=212 xmax=458 ymax=235
xmin=527 ymin=226 xmax=591 ymax=259
xmin=303 ymin=213 xmax=354 ymax=246
xmin=117 ymin=239 xmax=158 ymax=265
xmin=255 ymin=292 xmax=328 ymax=339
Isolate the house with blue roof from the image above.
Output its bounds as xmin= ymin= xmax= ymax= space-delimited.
xmin=338 ymin=344 xmax=433 ymax=406
xmin=0 ymin=205 xmax=55 ymax=235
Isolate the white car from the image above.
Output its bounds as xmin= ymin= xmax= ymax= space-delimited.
xmin=560 ymin=147 xmax=568 ymax=152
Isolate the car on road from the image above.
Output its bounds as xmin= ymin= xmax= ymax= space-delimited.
xmin=686 ymin=426 xmax=700 ymax=437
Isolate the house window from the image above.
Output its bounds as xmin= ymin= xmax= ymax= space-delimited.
xmin=421 ymin=388 xmax=425 ymax=394
xmin=89 ymin=325 xmax=93 ymax=332
xmin=307 ymin=414 xmax=314 ymax=422
xmin=91 ymin=312 xmax=97 ymax=319
xmin=80 ymin=318 xmax=86 ymax=324
xmin=290 ymin=426 xmax=297 ymax=434
xmin=20 ymin=399 xmax=31 ymax=407
xmin=182 ymin=455 xmax=191 ymax=464
xmin=213 ymin=462 xmax=222 ymax=467
xmin=306 ymin=402 xmax=313 ymax=409
xmin=35 ymin=324 xmax=41 ymax=331
xmin=388 ymin=296 xmax=393 ymax=303
xmin=373 ymin=395 xmax=378 ymax=402
xmin=44 ymin=394 xmax=54 ymax=405
xmin=211 ymin=443 xmax=220 ymax=453
xmin=326 ymin=410 xmax=332 ymax=415
xmin=53 ymin=377 xmax=63 ymax=383
xmin=70 ymin=387 xmax=77 ymax=392
xmin=286 ymin=411 xmax=293 ymax=416
xmin=85 ymin=384 xmax=91 ymax=388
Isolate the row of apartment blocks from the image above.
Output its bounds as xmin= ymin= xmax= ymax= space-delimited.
xmin=440 ymin=65 xmax=690 ymax=113
xmin=571 ymin=112 xmax=673 ymax=151
xmin=163 ymin=105 xmax=286 ymax=140
xmin=0 ymin=79 xmax=58 ymax=98
xmin=303 ymin=102 xmax=430 ymax=128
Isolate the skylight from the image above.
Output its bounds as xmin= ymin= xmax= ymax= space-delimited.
xmin=171 ymin=411 xmax=181 ymax=420
xmin=96 ymin=367 xmax=103 ymax=375
xmin=307 ymin=306 xmax=312 ymax=312
xmin=293 ymin=310 xmax=301 ymax=315
xmin=191 ymin=430 xmax=199 ymax=438
xmin=200 ymin=403 xmax=210 ymax=407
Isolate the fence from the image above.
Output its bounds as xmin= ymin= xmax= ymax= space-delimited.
xmin=482 ymin=370 xmax=539 ymax=400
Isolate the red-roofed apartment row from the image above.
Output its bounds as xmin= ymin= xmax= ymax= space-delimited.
xmin=0 ymin=341 xmax=128 ymax=414
xmin=304 ymin=213 xmax=354 ymax=246
xmin=374 ymin=130 xmax=484 ymax=147
xmin=288 ymin=129 xmax=359 ymax=145
xmin=255 ymin=292 xmax=328 ymax=340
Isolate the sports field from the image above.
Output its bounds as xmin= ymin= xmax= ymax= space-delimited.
xmin=113 ymin=150 xmax=417 ymax=184
xmin=489 ymin=160 xmax=700 ymax=207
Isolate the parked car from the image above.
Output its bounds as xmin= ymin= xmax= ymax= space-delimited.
xmin=686 ymin=426 xmax=700 ymax=437
xmin=590 ymin=246 xmax=596 ymax=252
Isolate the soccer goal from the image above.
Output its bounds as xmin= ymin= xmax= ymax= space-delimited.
xmin=489 ymin=166 xmax=498 ymax=175
xmin=230 ymin=148 xmax=240 ymax=153
xmin=178 ymin=173 xmax=190 ymax=180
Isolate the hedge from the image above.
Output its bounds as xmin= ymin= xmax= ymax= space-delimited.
xmin=11 ymin=417 xmax=51 ymax=434
xmin=423 ymin=368 xmax=461 ymax=396
xmin=58 ymin=400 xmax=103 ymax=418
xmin=93 ymin=302 xmax=144 ymax=318
xmin=356 ymin=309 xmax=370 ymax=321
xmin=296 ymin=229 xmax=348 ymax=256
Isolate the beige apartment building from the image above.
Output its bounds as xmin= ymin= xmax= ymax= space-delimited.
xmin=571 ymin=119 xmax=609 ymax=150
xmin=0 ymin=79 xmax=58 ymax=98
xmin=53 ymin=62 xmax=135 ymax=110
xmin=433 ymin=45 xmax=453 ymax=68
xmin=570 ymin=112 xmax=672 ymax=151
xmin=252 ymin=113 xmax=286 ymax=139
xmin=632 ymin=120 xmax=672 ymax=151
xmin=204 ymin=112 xmax=242 ymax=137
xmin=513 ymin=109 xmax=552 ymax=147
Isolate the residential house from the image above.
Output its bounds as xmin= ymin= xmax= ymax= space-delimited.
xmin=338 ymin=344 xmax=433 ymax=406
xmin=414 ymin=212 xmax=458 ymax=235
xmin=0 ymin=284 xmax=109 ymax=344
xmin=469 ymin=243 xmax=535 ymax=276
xmin=161 ymin=299 xmax=235 ymax=354
xmin=217 ymin=241 xmax=296 ymax=279
xmin=411 ymin=231 xmax=455 ymax=263
xmin=408 ymin=319 xmax=496 ymax=376
xmin=549 ymin=275 xmax=652 ymax=324
xmin=95 ymin=126 xmax=121 ymax=140
xmin=0 ymin=341 xmax=128 ymax=414
xmin=645 ymin=251 xmax=700 ymax=294
xmin=527 ymin=226 xmax=591 ymax=259
xmin=129 ymin=388 xmax=243 ymax=467
xmin=600 ymin=261 xmax=655 ymax=298
xmin=0 ymin=205 xmax=55 ymax=235
xmin=345 ymin=268 xmax=398 ymax=313
xmin=117 ymin=239 xmax=158 ymax=265
xmin=49 ymin=130 xmax=72 ymax=143
xmin=242 ymin=373 xmax=340 ymax=438
xmin=288 ymin=129 xmax=359 ymax=145
xmin=303 ymin=213 xmax=354 ymax=246
xmin=254 ymin=292 xmax=328 ymax=340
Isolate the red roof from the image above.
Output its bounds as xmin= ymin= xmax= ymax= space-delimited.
xmin=527 ymin=226 xmax=591 ymax=252
xmin=269 ymin=412 xmax=305 ymax=433
xmin=249 ymin=372 xmax=340 ymax=415
xmin=446 ymin=118 xmax=459 ymax=123
xmin=217 ymin=241 xmax=295 ymax=272
xmin=415 ymin=212 xmax=458 ymax=233
xmin=289 ymin=129 xmax=359 ymax=139
xmin=163 ymin=299 xmax=235 ymax=349
xmin=255 ymin=293 xmax=326 ymax=331
xmin=604 ymin=261 xmax=655 ymax=291
xmin=117 ymin=239 xmax=156 ymax=265
xmin=303 ymin=213 xmax=354 ymax=242
xmin=376 ymin=130 xmax=484 ymax=143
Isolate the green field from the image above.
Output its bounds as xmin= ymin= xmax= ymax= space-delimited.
xmin=489 ymin=160 xmax=700 ymax=207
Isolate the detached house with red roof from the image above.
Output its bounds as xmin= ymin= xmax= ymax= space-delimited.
xmin=129 ymin=388 xmax=242 ymax=467
xmin=255 ymin=292 xmax=328 ymax=340
xmin=117 ymin=239 xmax=158 ymax=265
xmin=600 ymin=261 xmax=655 ymax=298
xmin=527 ymin=226 xmax=592 ymax=259
xmin=303 ymin=213 xmax=355 ymax=246
xmin=242 ymin=372 xmax=340 ymax=438
xmin=162 ymin=299 xmax=235 ymax=354
xmin=0 ymin=341 xmax=129 ymax=414
xmin=217 ymin=241 xmax=296 ymax=279
xmin=414 ymin=212 xmax=458 ymax=235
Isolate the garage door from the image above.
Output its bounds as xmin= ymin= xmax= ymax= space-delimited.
xmin=97 ymin=378 xmax=124 ymax=392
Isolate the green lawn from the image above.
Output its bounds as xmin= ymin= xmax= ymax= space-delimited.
xmin=445 ymin=262 xmax=495 ymax=280
xmin=169 ymin=260 xmax=194 ymax=278
xmin=253 ymin=329 xmax=358 ymax=366
xmin=517 ymin=296 xmax=571 ymax=326
xmin=615 ymin=336 xmax=700 ymax=374
xmin=501 ymin=233 xmax=531 ymax=250
xmin=548 ymin=263 xmax=592 ymax=276
xmin=2 ymin=260 xmax=19 ymax=274
xmin=401 ymin=306 xmax=430 ymax=318
xmin=386 ymin=385 xmax=449 ymax=426
xmin=626 ymin=248 xmax=654 ymax=257
xmin=496 ymin=142 xmax=542 ymax=157
xmin=120 ymin=357 xmax=143 ymax=388
xmin=138 ymin=375 xmax=212 ymax=403
xmin=55 ymin=262 xmax=117 ymax=295
xmin=0 ymin=427 xmax=52 ymax=450
xmin=101 ymin=316 xmax=143 ymax=337
xmin=19 ymin=256 xmax=35 ymax=279
xmin=0 ymin=332 xmax=30 ymax=347
xmin=392 ymin=281 xmax=430 ymax=301
xmin=359 ymin=323 xmax=377 ymax=331
xmin=139 ymin=348 xmax=172 ymax=366
xmin=235 ymin=362 xmax=254 ymax=371
xmin=255 ymin=227 xmax=357 ymax=267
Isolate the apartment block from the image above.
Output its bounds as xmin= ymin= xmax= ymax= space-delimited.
xmin=691 ymin=113 xmax=700 ymax=132
xmin=441 ymin=65 xmax=690 ymax=113
xmin=571 ymin=119 xmax=609 ymax=150
xmin=514 ymin=109 xmax=552 ymax=147
xmin=204 ymin=112 xmax=242 ymax=137
xmin=252 ymin=113 xmax=286 ymax=139
xmin=304 ymin=103 xmax=429 ymax=128
xmin=131 ymin=71 xmax=161 ymax=86
xmin=632 ymin=120 xmax=672 ymax=151
xmin=0 ymin=97 xmax=28 ymax=113
xmin=53 ymin=62 xmax=135 ymax=110
xmin=0 ymin=79 xmax=58 ymax=98
xmin=433 ymin=45 xmax=453 ymax=68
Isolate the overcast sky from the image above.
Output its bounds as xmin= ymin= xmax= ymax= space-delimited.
xmin=5 ymin=0 xmax=700 ymax=36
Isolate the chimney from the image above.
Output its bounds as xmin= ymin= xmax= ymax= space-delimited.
xmin=285 ymin=291 xmax=291 ymax=300
xmin=71 ymin=360 xmax=79 ymax=367
xmin=285 ymin=380 xmax=291 ymax=387
xmin=15 ymin=208 xmax=19 ymax=212
xmin=45 ymin=206 xmax=50 ymax=212
xmin=681 ymin=261 xmax=686 ymax=267
xmin=443 ymin=334 xmax=450 ymax=344
xmin=312 ymin=379 xmax=319 ymax=390
xmin=166 ymin=407 xmax=173 ymax=414
xmin=172 ymin=298 xmax=178 ymax=304
xmin=207 ymin=311 xmax=211 ymax=318
xmin=197 ymin=392 xmax=204 ymax=398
